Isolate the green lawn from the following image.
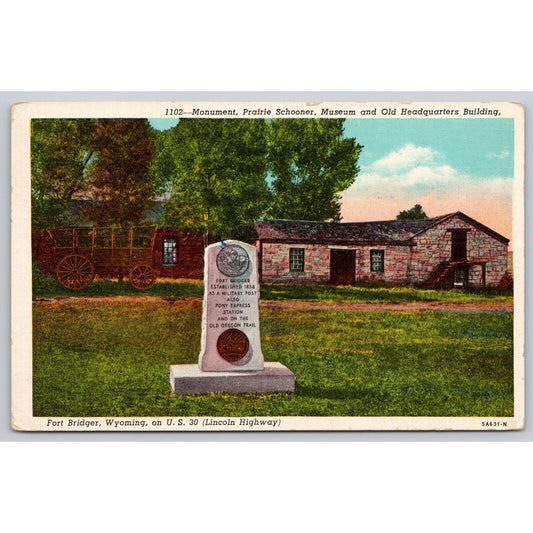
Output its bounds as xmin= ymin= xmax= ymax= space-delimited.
xmin=33 ymin=264 xmax=512 ymax=305
xmin=33 ymin=301 xmax=514 ymax=417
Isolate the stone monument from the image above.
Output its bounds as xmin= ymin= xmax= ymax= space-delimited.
xmin=169 ymin=240 xmax=295 ymax=395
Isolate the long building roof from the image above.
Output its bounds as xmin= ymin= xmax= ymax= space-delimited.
xmin=255 ymin=212 xmax=509 ymax=245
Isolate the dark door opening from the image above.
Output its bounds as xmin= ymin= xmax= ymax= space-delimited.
xmin=330 ymin=249 xmax=356 ymax=285
xmin=451 ymin=230 xmax=467 ymax=261
xmin=453 ymin=266 xmax=468 ymax=288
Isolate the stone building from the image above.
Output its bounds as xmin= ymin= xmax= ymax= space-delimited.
xmin=254 ymin=212 xmax=510 ymax=289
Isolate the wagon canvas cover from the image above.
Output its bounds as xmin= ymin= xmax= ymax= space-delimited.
xmin=11 ymin=100 xmax=524 ymax=431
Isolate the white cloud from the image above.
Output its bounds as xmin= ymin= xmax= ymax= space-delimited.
xmin=340 ymin=144 xmax=513 ymax=241
xmin=486 ymin=149 xmax=510 ymax=160
xmin=371 ymin=143 xmax=439 ymax=173
xmin=344 ymin=143 xmax=512 ymax=202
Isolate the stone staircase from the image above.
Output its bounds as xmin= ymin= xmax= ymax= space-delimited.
xmin=422 ymin=260 xmax=488 ymax=290
xmin=421 ymin=262 xmax=456 ymax=289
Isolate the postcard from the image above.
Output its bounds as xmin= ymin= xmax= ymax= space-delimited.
xmin=11 ymin=100 xmax=524 ymax=431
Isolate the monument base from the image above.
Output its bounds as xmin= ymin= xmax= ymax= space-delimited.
xmin=169 ymin=362 xmax=295 ymax=395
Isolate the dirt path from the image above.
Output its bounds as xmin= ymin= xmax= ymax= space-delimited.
xmin=260 ymin=300 xmax=513 ymax=312
xmin=32 ymin=296 xmax=513 ymax=313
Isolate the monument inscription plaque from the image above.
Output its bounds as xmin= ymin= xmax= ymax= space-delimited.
xmin=169 ymin=240 xmax=295 ymax=395
xmin=198 ymin=240 xmax=264 ymax=371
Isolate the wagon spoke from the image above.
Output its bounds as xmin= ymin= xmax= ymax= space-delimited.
xmin=129 ymin=264 xmax=156 ymax=290
xmin=55 ymin=254 xmax=94 ymax=290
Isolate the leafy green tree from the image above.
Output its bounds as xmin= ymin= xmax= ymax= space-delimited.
xmin=31 ymin=119 xmax=96 ymax=228
xmin=82 ymin=119 xmax=155 ymax=225
xmin=396 ymin=204 xmax=428 ymax=221
xmin=31 ymin=118 xmax=155 ymax=228
xmin=267 ymin=119 xmax=362 ymax=221
xmin=150 ymin=119 xmax=270 ymax=241
xmin=32 ymin=117 xmax=364 ymax=239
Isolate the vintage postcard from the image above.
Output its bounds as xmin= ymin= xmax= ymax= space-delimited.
xmin=11 ymin=100 xmax=524 ymax=431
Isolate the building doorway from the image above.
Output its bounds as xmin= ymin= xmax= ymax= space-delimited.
xmin=451 ymin=230 xmax=467 ymax=262
xmin=330 ymin=249 xmax=356 ymax=285
xmin=453 ymin=266 xmax=468 ymax=288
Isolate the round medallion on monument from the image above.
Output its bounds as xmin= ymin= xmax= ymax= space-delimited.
xmin=216 ymin=244 xmax=250 ymax=277
xmin=216 ymin=329 xmax=250 ymax=363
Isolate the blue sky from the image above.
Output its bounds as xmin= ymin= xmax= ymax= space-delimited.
xmin=149 ymin=118 xmax=179 ymax=131
xmin=343 ymin=118 xmax=514 ymax=178
xmin=341 ymin=117 xmax=514 ymax=242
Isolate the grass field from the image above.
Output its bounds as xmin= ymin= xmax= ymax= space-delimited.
xmin=33 ymin=300 xmax=514 ymax=418
xmin=33 ymin=264 xmax=512 ymax=305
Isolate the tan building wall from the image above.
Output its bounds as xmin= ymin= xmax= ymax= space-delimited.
xmin=258 ymin=215 xmax=508 ymax=288
xmin=259 ymin=242 xmax=412 ymax=285
xmin=259 ymin=243 xmax=331 ymax=284
xmin=355 ymin=245 xmax=411 ymax=285
xmin=409 ymin=215 xmax=508 ymax=288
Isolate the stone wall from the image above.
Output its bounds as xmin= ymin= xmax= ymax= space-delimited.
xmin=409 ymin=215 xmax=508 ymax=288
xmin=258 ymin=215 xmax=508 ymax=288
xmin=356 ymin=245 xmax=411 ymax=285
xmin=259 ymin=242 xmax=412 ymax=285
xmin=259 ymin=243 xmax=331 ymax=284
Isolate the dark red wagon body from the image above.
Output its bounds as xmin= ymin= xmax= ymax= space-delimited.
xmin=32 ymin=226 xmax=205 ymax=290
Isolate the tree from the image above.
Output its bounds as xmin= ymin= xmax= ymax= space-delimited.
xmin=396 ymin=204 xmax=428 ymax=221
xmin=31 ymin=119 xmax=96 ymax=228
xmin=267 ymin=119 xmax=362 ymax=221
xmin=32 ymin=117 xmax=365 ymax=238
xmin=82 ymin=119 xmax=155 ymax=225
xmin=31 ymin=118 xmax=155 ymax=228
xmin=150 ymin=119 xmax=270 ymax=242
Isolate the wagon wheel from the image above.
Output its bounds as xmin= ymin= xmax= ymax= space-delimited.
xmin=129 ymin=264 xmax=156 ymax=290
xmin=55 ymin=254 xmax=95 ymax=290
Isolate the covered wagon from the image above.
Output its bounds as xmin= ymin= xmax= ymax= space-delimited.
xmin=32 ymin=226 xmax=205 ymax=290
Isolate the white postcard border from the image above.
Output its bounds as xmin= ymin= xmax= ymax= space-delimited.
xmin=11 ymin=100 xmax=525 ymax=432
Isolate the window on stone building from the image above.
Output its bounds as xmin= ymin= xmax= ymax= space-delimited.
xmin=162 ymin=237 xmax=178 ymax=266
xmin=370 ymin=250 xmax=385 ymax=273
xmin=289 ymin=248 xmax=305 ymax=272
